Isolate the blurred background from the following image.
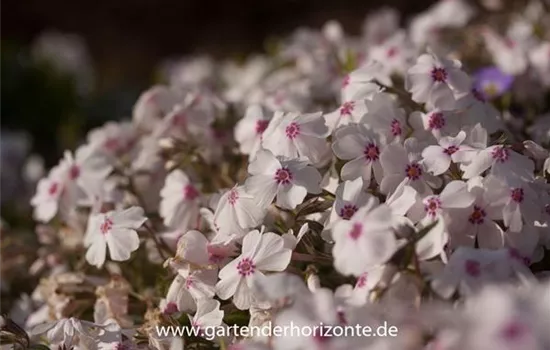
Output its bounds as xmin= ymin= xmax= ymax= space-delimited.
xmin=1 ymin=0 xmax=436 ymax=165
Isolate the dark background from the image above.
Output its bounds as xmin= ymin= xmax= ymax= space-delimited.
xmin=1 ymin=0 xmax=436 ymax=165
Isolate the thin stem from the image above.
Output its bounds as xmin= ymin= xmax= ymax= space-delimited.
xmin=144 ymin=223 xmax=173 ymax=260
xmin=291 ymin=252 xmax=332 ymax=265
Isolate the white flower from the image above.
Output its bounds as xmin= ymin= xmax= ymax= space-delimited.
xmin=235 ymin=105 xmax=272 ymax=160
xmin=188 ymin=299 xmax=227 ymax=342
xmin=332 ymin=197 xmax=396 ymax=276
xmin=84 ymin=207 xmax=147 ymax=268
xmin=31 ymin=162 xmax=71 ymax=223
xmin=31 ymin=146 xmax=112 ymax=222
xmin=272 ymin=288 xmax=362 ymax=350
xmin=261 ymin=111 xmax=329 ymax=165
xmin=155 ymin=94 xmax=217 ymax=141
xmin=331 ymin=123 xmax=385 ymax=185
xmin=431 ymin=247 xmax=533 ymax=298
xmin=409 ymin=109 xmax=469 ymax=141
xmin=379 ymin=139 xmax=442 ymax=196
xmin=216 ymin=229 xmax=292 ymax=310
xmin=244 ymin=149 xmax=322 ymax=209
xmin=411 ymin=181 xmax=475 ymax=260
xmin=160 ymin=170 xmax=201 ymax=231
xmin=482 ymin=28 xmax=528 ymax=75
xmin=341 ymin=60 xmax=390 ymax=102
xmin=421 ymin=131 xmax=477 ymax=175
xmin=161 ymin=271 xmax=216 ymax=315
xmin=87 ymin=121 xmax=136 ymax=158
xmin=431 ymin=0 xmax=475 ymax=28
xmin=323 ymin=99 xmax=367 ymax=134
xmin=484 ymin=176 xmax=541 ymax=233
xmin=455 ymin=91 xmax=504 ymax=134
xmin=447 ymin=176 xmax=506 ymax=249
xmin=529 ymin=41 xmax=550 ymax=87
xmin=328 ymin=177 xmax=374 ymax=226
xmin=212 ymin=185 xmax=266 ymax=244
xmin=406 ymin=50 xmax=471 ymax=109
xmin=132 ymin=85 xmax=181 ymax=132
xmin=361 ymin=92 xmax=409 ymax=143
xmin=362 ymin=7 xmax=400 ymax=45
xmin=335 ymin=266 xmax=385 ymax=307
xmin=462 ymin=145 xmax=534 ymax=184
xmin=461 ymin=285 xmax=549 ymax=350
xmin=368 ymin=31 xmax=416 ymax=77
xmin=31 ymin=317 xmax=98 ymax=348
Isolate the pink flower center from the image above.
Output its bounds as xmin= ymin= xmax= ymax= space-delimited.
xmin=255 ymin=120 xmax=269 ymax=135
xmin=355 ymin=273 xmax=367 ymax=288
xmin=48 ymin=182 xmax=59 ymax=196
xmin=285 ymin=122 xmax=300 ymax=139
xmin=508 ymin=248 xmax=530 ymax=266
xmin=348 ymin=222 xmax=363 ymax=240
xmin=163 ymin=302 xmax=179 ymax=315
xmin=500 ymin=321 xmax=527 ymax=342
xmin=185 ymin=276 xmax=194 ymax=289
xmin=491 ymin=146 xmax=509 ymax=162
xmin=228 ymin=189 xmax=239 ymax=206
xmin=342 ymin=75 xmax=350 ymax=88
xmin=337 ymin=309 xmax=348 ymax=325
xmin=69 ymin=165 xmax=80 ymax=180
xmin=387 ymin=47 xmax=398 ymax=58
xmin=390 ymin=119 xmax=402 ymax=136
xmin=363 ymin=143 xmax=380 ymax=161
xmin=444 ymin=145 xmax=459 ymax=155
xmin=340 ymin=101 xmax=355 ymax=116
xmin=208 ymin=253 xmax=224 ymax=264
xmin=100 ymin=218 xmax=113 ymax=235
xmin=431 ymin=67 xmax=448 ymax=82
xmin=104 ymin=138 xmax=120 ymax=151
xmin=428 ymin=112 xmax=446 ymax=130
xmin=171 ymin=113 xmax=186 ymax=126
xmin=313 ymin=329 xmax=331 ymax=344
xmin=183 ymin=184 xmax=199 ymax=200
xmin=468 ymin=205 xmax=486 ymax=224
xmin=504 ymin=38 xmax=516 ymax=49
xmin=464 ymin=259 xmax=481 ymax=277
xmin=274 ymin=92 xmax=285 ymax=106
xmin=274 ymin=167 xmax=293 ymax=185
xmin=339 ymin=204 xmax=358 ymax=220
xmin=424 ymin=196 xmax=441 ymax=217
xmin=237 ymin=257 xmax=256 ymax=276
xmin=405 ymin=163 xmax=423 ymax=180
xmin=115 ymin=343 xmax=130 ymax=350
xmin=510 ymin=188 xmax=524 ymax=203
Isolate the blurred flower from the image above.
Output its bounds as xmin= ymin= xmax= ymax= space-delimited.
xmin=473 ymin=67 xmax=514 ymax=100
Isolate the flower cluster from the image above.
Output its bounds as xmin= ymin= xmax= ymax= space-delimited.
xmin=2 ymin=1 xmax=550 ymax=349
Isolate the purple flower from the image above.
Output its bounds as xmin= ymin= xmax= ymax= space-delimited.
xmin=473 ymin=66 xmax=514 ymax=100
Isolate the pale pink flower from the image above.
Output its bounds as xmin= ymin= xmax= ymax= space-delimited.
xmin=379 ymin=139 xmax=442 ymax=196
xmin=84 ymin=207 xmax=147 ymax=268
xmin=159 ymin=170 xmax=201 ymax=231
xmin=421 ymin=131 xmax=477 ymax=175
xmin=212 ymin=185 xmax=266 ymax=244
xmin=234 ymin=105 xmax=272 ymax=160
xmin=361 ymin=92 xmax=409 ymax=143
xmin=244 ymin=149 xmax=322 ymax=209
xmin=406 ymin=50 xmax=471 ymax=109
xmin=323 ymin=99 xmax=367 ymax=134
xmin=331 ymin=123 xmax=385 ymax=185
xmin=216 ymin=229 xmax=292 ymax=310
xmin=332 ymin=197 xmax=395 ymax=276
xmin=261 ymin=111 xmax=330 ymax=165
